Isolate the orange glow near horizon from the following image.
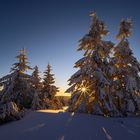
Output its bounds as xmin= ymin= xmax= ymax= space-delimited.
xmin=55 ymin=92 xmax=71 ymax=97
xmin=56 ymin=88 xmax=71 ymax=97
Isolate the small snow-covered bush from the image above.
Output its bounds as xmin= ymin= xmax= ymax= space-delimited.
xmin=0 ymin=102 xmax=24 ymax=124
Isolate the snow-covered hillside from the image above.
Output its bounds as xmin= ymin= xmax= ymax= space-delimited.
xmin=0 ymin=110 xmax=140 ymax=140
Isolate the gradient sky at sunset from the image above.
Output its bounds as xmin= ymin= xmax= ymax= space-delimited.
xmin=0 ymin=0 xmax=140 ymax=93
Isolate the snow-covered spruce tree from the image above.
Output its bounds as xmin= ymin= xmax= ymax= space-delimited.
xmin=32 ymin=66 xmax=42 ymax=90
xmin=42 ymin=64 xmax=62 ymax=109
xmin=66 ymin=12 xmax=117 ymax=116
xmin=42 ymin=64 xmax=58 ymax=99
xmin=31 ymin=66 xmax=43 ymax=109
xmin=112 ymin=19 xmax=140 ymax=115
xmin=0 ymin=48 xmax=34 ymax=109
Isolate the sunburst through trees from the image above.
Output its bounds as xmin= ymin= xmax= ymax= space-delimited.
xmin=0 ymin=12 xmax=140 ymax=123
xmin=66 ymin=12 xmax=140 ymax=117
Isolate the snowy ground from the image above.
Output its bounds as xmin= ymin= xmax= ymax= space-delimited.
xmin=0 ymin=110 xmax=140 ymax=140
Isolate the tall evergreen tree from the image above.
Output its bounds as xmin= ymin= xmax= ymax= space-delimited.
xmin=31 ymin=65 xmax=43 ymax=109
xmin=0 ymin=48 xmax=33 ymax=109
xmin=42 ymin=63 xmax=59 ymax=99
xmin=32 ymin=66 xmax=42 ymax=90
xmin=112 ymin=19 xmax=140 ymax=115
xmin=42 ymin=63 xmax=63 ymax=109
xmin=66 ymin=12 xmax=116 ymax=116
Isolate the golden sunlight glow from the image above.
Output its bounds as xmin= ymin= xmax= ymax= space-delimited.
xmin=55 ymin=92 xmax=71 ymax=97
xmin=55 ymin=88 xmax=71 ymax=97
xmin=36 ymin=109 xmax=65 ymax=113
xmin=36 ymin=106 xmax=68 ymax=114
xmin=113 ymin=77 xmax=118 ymax=81
xmin=79 ymin=82 xmax=90 ymax=94
xmin=81 ymin=87 xmax=87 ymax=92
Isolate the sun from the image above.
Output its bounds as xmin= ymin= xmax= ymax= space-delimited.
xmin=81 ymin=87 xmax=87 ymax=92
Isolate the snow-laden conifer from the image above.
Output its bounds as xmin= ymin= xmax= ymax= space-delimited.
xmin=112 ymin=19 xmax=140 ymax=115
xmin=66 ymin=12 xmax=116 ymax=116
xmin=0 ymin=48 xmax=33 ymax=109
xmin=42 ymin=64 xmax=62 ymax=109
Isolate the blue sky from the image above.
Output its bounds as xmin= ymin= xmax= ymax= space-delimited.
xmin=0 ymin=0 xmax=140 ymax=93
